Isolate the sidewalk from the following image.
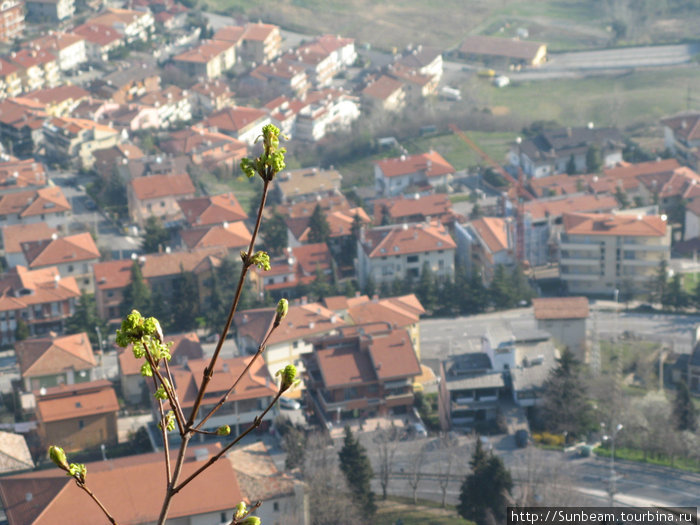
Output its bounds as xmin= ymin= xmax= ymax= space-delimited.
xmin=329 ymin=414 xmax=409 ymax=439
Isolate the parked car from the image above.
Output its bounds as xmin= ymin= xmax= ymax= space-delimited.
xmin=279 ymin=397 xmax=301 ymax=410
xmin=409 ymin=422 xmax=428 ymax=438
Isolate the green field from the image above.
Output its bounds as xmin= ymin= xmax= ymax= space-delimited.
xmin=471 ymin=67 xmax=700 ymax=130
xmin=376 ymin=500 xmax=473 ymax=525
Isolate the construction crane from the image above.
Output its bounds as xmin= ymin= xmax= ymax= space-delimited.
xmin=449 ymin=123 xmax=531 ymax=264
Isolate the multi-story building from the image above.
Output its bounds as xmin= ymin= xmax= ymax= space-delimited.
xmin=202 ymin=105 xmax=271 ymax=145
xmin=661 ymin=111 xmax=700 ymax=170
xmin=239 ymin=22 xmax=281 ymax=64
xmin=294 ymin=88 xmax=360 ymax=142
xmin=0 ymin=58 xmax=22 ymax=98
xmin=356 ymin=221 xmax=456 ymax=289
xmin=43 ymin=116 xmax=121 ymax=169
xmin=455 ymin=217 xmax=516 ymax=284
xmin=361 ymin=75 xmax=405 ymax=113
xmin=0 ymin=0 xmax=24 ymax=43
xmin=127 ymin=172 xmax=195 ymax=227
xmin=532 ymin=297 xmax=589 ymax=362
xmin=0 ymin=186 xmax=72 ymax=231
xmin=72 ymin=22 xmax=124 ymax=62
xmin=559 ymin=212 xmax=671 ymax=296
xmin=25 ymin=0 xmax=74 ymax=22
xmin=1 ymin=222 xmax=57 ymax=268
xmin=88 ymin=8 xmax=154 ymax=44
xmin=8 ymin=48 xmax=60 ymax=91
xmin=273 ymin=166 xmax=343 ymax=204
xmin=303 ymin=324 xmax=421 ymax=425
xmin=28 ymin=32 xmax=87 ymax=71
xmin=0 ymin=265 xmax=80 ymax=345
xmin=374 ymin=150 xmax=455 ymax=197
xmin=173 ymin=39 xmax=237 ymax=80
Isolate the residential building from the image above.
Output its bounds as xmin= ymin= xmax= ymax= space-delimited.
xmin=173 ymin=39 xmax=237 ymax=80
xmin=8 ymin=48 xmax=60 ymax=91
xmin=0 ymin=98 xmax=46 ymax=157
xmin=0 ymin=445 xmax=249 ymax=525
xmin=294 ymin=88 xmax=360 ymax=142
xmin=118 ymin=331 xmax=202 ymax=404
xmin=0 ymin=157 xmax=47 ymax=190
xmin=388 ymin=65 xmax=437 ymax=103
xmin=685 ymin=198 xmax=700 ymax=241
xmin=0 ymin=266 xmax=80 ymax=345
xmin=254 ymin=243 xmax=334 ymax=300
xmin=361 ymin=75 xmax=405 ymax=113
xmin=459 ymin=35 xmax=547 ymax=66
xmin=137 ymin=85 xmax=192 ymax=126
xmin=27 ymin=32 xmax=87 ymax=71
xmin=0 ymin=432 xmax=33 ymax=473
xmin=72 ymin=22 xmax=124 ymax=62
xmin=510 ymin=126 xmax=625 ymax=178
xmin=202 ymin=105 xmax=271 ymax=145
xmin=169 ymin=355 xmax=278 ymax=434
xmin=20 ymin=232 xmax=100 ymax=293
xmin=356 ymin=221 xmax=456 ymax=289
xmin=532 ymin=296 xmax=589 ymax=361
xmin=92 ymin=143 xmax=144 ymax=178
xmin=88 ymin=8 xmax=154 ymax=43
xmin=374 ymin=150 xmax=455 ymax=196
xmin=688 ymin=339 xmax=700 ymax=394
xmin=559 ymin=212 xmax=671 ymax=296
xmin=115 ymin=153 xmax=188 ymax=182
xmin=304 ymin=324 xmax=421 ymax=425
xmin=160 ymin=126 xmax=247 ymax=172
xmin=90 ymin=64 xmax=160 ymax=104
xmin=43 ymin=116 xmax=121 ymax=169
xmin=189 ymin=79 xmax=235 ymax=114
xmin=0 ymin=186 xmax=71 ymax=231
xmin=0 ymin=0 xmax=24 ymax=43
xmin=25 ymin=0 xmax=75 ymax=22
xmin=373 ymin=193 xmax=455 ymax=226
xmin=180 ymin=221 xmax=251 ymax=254
xmin=16 ymin=332 xmax=97 ymax=391
xmin=127 ymin=172 xmax=195 ymax=227
xmin=239 ymin=22 xmax=281 ymax=64
xmin=22 ymin=85 xmax=90 ymax=117
xmin=282 ymin=34 xmax=356 ymax=87
xmin=177 ymin=192 xmax=247 ymax=229
xmin=273 ymin=166 xmax=342 ymax=204
xmin=396 ymin=45 xmax=443 ymax=84
xmin=438 ymin=351 xmax=504 ymax=431
xmin=662 ymin=111 xmax=700 ymax=170
xmin=246 ymin=60 xmax=308 ymax=98
xmin=1 ymin=222 xmax=57 ymax=268
xmin=228 ymin=442 xmax=309 ymax=525
xmin=454 ymin=217 xmax=515 ymax=282
xmin=99 ymin=103 xmax=160 ymax=133
xmin=93 ymin=248 xmax=226 ymax=323
xmin=234 ymin=301 xmax=345 ymax=382
xmin=0 ymin=58 xmax=22 ymax=98
xmin=35 ymin=379 xmax=118 ymax=451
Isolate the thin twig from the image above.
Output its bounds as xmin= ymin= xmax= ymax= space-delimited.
xmin=76 ymin=481 xmax=118 ymax=525
xmin=141 ymin=340 xmax=185 ymax=435
xmin=185 ymin=178 xmax=271 ymax=430
xmin=173 ymin=391 xmax=282 ymax=495
xmin=156 ymin=434 xmax=190 ymax=525
xmin=194 ymin=323 xmax=278 ymax=431
xmin=151 ymin=373 xmax=172 ymax=486
xmin=162 ymin=357 xmax=187 ymax=433
xmin=227 ymin=501 xmax=261 ymax=525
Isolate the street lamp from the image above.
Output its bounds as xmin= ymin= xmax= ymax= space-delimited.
xmin=601 ymin=422 xmax=623 ymax=506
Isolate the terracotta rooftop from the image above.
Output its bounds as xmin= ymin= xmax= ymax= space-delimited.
xmin=16 ymin=332 xmax=96 ymax=378
xmin=0 ymin=432 xmax=33 ymax=474
xmin=22 ymin=232 xmax=99 ymax=269
xmin=661 ymin=112 xmax=700 ymax=144
xmin=73 ymin=22 xmax=123 ymax=46
xmin=242 ymin=21 xmax=278 ymax=42
xmin=28 ymin=32 xmax=85 ymax=53
xmin=376 ymin=150 xmax=454 ymax=178
xmin=533 ymin=297 xmax=589 ymax=320
xmin=0 ymin=445 xmax=242 ymax=525
xmin=46 ymin=115 xmax=117 ymax=136
xmin=346 ymin=294 xmax=425 ymax=328
xmin=362 ymin=75 xmax=404 ymax=100
xmin=203 ymin=106 xmax=268 ymax=134
xmin=523 ymin=193 xmax=618 ymax=221
xmin=129 ymin=172 xmax=195 ymax=200
xmin=227 ymin=441 xmax=296 ymax=501
xmin=362 ymin=221 xmax=456 ymax=258
xmin=0 ymin=187 xmax=70 ymax=218
xmin=0 ymin=266 xmax=80 ymax=313
xmin=0 ymin=59 xmax=19 ymax=77
xmin=180 ymin=221 xmax=251 ymax=251
xmin=178 ymin=192 xmax=247 ymax=227
xmin=563 ymin=212 xmax=668 ymax=237
xmin=8 ymin=49 xmax=56 ymax=69
xmin=459 ymin=35 xmax=545 ymax=61
xmin=23 ymin=85 xmax=90 ymax=107
xmin=160 ymin=127 xmax=246 ymax=159
xmin=0 ymin=158 xmax=46 ymax=189
xmin=35 ymin=380 xmax=118 ymax=423
xmin=469 ymin=217 xmax=509 ymax=255
xmin=212 ymin=25 xmax=246 ymax=44
xmin=373 ymin=193 xmax=453 ymax=225
xmin=90 ymin=7 xmax=151 ymax=27
xmin=1 ymin=223 xmax=57 ymax=256
xmin=174 ymin=39 xmax=234 ymax=64
xmin=603 ymin=158 xmax=680 ymax=179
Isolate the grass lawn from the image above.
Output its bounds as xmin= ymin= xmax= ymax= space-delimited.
xmin=600 ymin=340 xmax=661 ymax=389
xmin=682 ymin=272 xmax=700 ymax=294
xmin=472 ymin=67 xmax=700 ymax=130
xmin=376 ymin=500 xmax=473 ymax=525
xmin=594 ymin=446 xmax=700 ymax=473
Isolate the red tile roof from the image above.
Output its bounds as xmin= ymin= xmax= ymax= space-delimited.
xmin=0 ymin=158 xmax=46 ymax=188
xmin=28 ymin=32 xmax=85 ymax=53
xmin=523 ymin=194 xmax=618 ymax=221
xmin=35 ymin=380 xmax=118 ymax=423
xmin=242 ymin=21 xmax=278 ymax=42
xmin=129 ymin=173 xmax=195 ymax=200
xmin=362 ymin=75 xmax=404 ymax=100
xmin=178 ymin=192 xmax=247 ymax=227
xmin=22 ymin=232 xmax=99 ymax=269
xmin=212 ymin=25 xmax=246 ymax=44
xmin=119 ymin=331 xmax=203 ymax=376
xmin=661 ymin=112 xmax=700 ymax=143
xmin=373 ymin=193 xmax=454 ymax=225
xmin=73 ymin=23 xmax=123 ymax=47
xmin=469 ymin=217 xmax=509 ymax=255
xmin=603 ymin=158 xmax=680 ymax=179
xmin=376 ymin=150 xmax=454 ymax=178
xmin=174 ymin=39 xmax=234 ymax=63
xmin=0 ymin=266 xmax=80 ymax=313
xmin=533 ymin=297 xmax=589 ymax=320
xmin=362 ymin=220 xmax=456 ymax=258
xmin=347 ymin=294 xmax=424 ymax=328
xmin=1 ymin=223 xmax=57 ymax=256
xmin=203 ymin=106 xmax=268 ymax=134
xmin=180 ymin=221 xmax=251 ymax=251
xmin=563 ymin=212 xmax=668 ymax=237
xmin=17 ymin=333 xmax=96 ymax=378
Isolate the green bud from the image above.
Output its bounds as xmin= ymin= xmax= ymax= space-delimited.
xmin=276 ymin=364 xmax=298 ymax=392
xmin=250 ymin=251 xmax=270 ymax=271
xmin=143 ymin=317 xmax=163 ymax=342
xmin=140 ymin=362 xmax=153 ymax=377
xmin=154 ymin=384 xmax=168 ymax=400
xmin=275 ymin=298 xmax=288 ymax=325
xmin=216 ymin=425 xmax=231 ymax=436
xmin=49 ymin=445 xmax=68 ymax=471
xmin=240 ymin=517 xmax=261 ymax=525
xmin=68 ymin=463 xmax=87 ymax=483
xmin=240 ymin=158 xmax=256 ymax=178
xmin=234 ymin=502 xmax=247 ymax=519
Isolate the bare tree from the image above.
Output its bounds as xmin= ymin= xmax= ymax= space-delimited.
xmin=303 ymin=432 xmax=362 ymax=525
xmin=407 ymin=443 xmax=428 ymax=504
xmin=513 ymin=448 xmax=582 ymax=507
xmin=436 ymin=433 xmax=458 ymax=508
xmin=374 ymin=423 xmax=400 ymax=500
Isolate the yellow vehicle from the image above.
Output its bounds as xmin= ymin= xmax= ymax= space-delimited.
xmin=477 ymin=68 xmax=496 ymax=78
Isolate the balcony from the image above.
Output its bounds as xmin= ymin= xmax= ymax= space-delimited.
xmin=559 ymin=257 xmax=600 ymax=266
xmin=621 ymin=243 xmax=668 ymax=252
xmin=560 ymin=273 xmax=600 ymax=282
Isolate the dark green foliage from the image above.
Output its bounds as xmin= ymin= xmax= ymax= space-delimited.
xmin=120 ymin=261 xmax=152 ymax=317
xmin=489 ymin=264 xmax=533 ymax=309
xmin=566 ymin=154 xmax=576 ymax=175
xmin=521 ymin=120 xmax=560 ymax=138
xmin=614 ymin=186 xmax=630 ymax=209
xmin=540 ymin=348 xmax=594 ymax=438
xmin=469 ymin=201 xmax=483 ymax=220
xmin=663 ymin=274 xmax=688 ymax=311
xmin=14 ymin=319 xmax=29 ymax=341
xmin=586 ymin=144 xmax=602 ymax=173
xmin=364 ymin=275 xmax=376 ymax=297
xmin=415 ymin=263 xmax=438 ymax=313
xmin=141 ymin=216 xmax=170 ymax=254
xmin=649 ymin=259 xmax=669 ymax=304
xmin=308 ymin=266 xmax=335 ymax=301
xmin=65 ymin=293 xmax=106 ymax=346
xmin=170 ymin=270 xmax=200 ymax=331
xmin=307 ymin=204 xmax=331 ymax=244
xmin=458 ymin=437 xmax=513 ymax=525
xmin=277 ymin=418 xmax=306 ymax=470
xmin=260 ymin=211 xmax=288 ymax=256
xmin=673 ymin=381 xmax=697 ymax=432
xmin=482 ymin=168 xmax=507 ymax=188
xmin=338 ymin=426 xmax=376 ymax=516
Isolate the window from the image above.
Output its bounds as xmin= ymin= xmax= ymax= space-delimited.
xmin=68 ymin=265 xmax=74 ymax=272
xmin=407 ymin=255 xmax=418 ymax=263
xmin=78 ymin=420 xmax=84 ymax=429
xmin=160 ymin=201 xmax=166 ymax=207
xmin=273 ymin=502 xmax=279 ymax=512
